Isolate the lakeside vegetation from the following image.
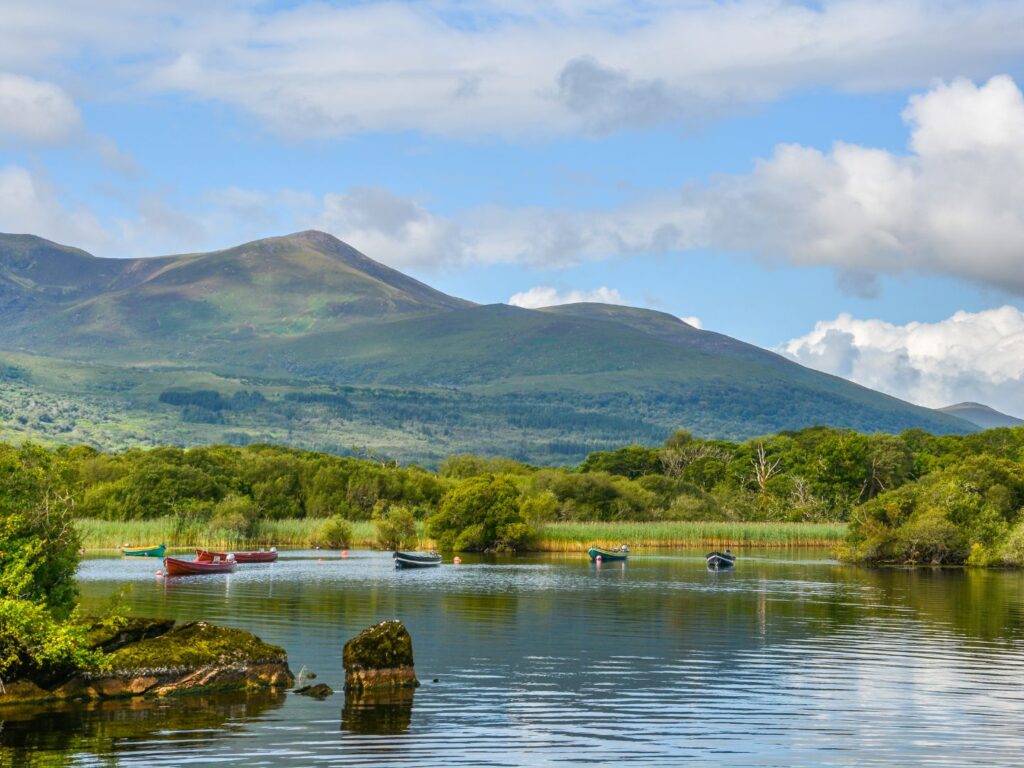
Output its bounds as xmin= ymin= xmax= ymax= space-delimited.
xmin=74 ymin=518 xmax=845 ymax=551
xmin=5 ymin=422 xmax=1024 ymax=563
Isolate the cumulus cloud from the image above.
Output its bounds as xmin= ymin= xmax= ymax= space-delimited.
xmin=680 ymin=316 xmax=703 ymax=330
xmin=3 ymin=1 xmax=1023 ymax=138
xmin=0 ymin=73 xmax=81 ymax=144
xmin=507 ymin=286 xmax=626 ymax=308
xmin=780 ymin=307 xmax=1024 ymax=416
xmin=701 ymin=74 xmax=1024 ymax=294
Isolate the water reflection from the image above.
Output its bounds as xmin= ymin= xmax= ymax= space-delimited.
xmin=16 ymin=549 xmax=1024 ymax=766
xmin=342 ymin=688 xmax=415 ymax=735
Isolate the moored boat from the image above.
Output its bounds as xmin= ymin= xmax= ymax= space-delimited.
xmin=196 ymin=548 xmax=278 ymax=563
xmin=588 ymin=545 xmax=629 ymax=562
xmin=393 ymin=551 xmax=442 ymax=569
xmin=706 ymin=551 xmax=736 ymax=570
xmin=121 ymin=543 xmax=166 ymax=558
xmin=164 ymin=555 xmax=237 ymax=576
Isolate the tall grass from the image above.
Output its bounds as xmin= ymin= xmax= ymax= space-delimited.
xmin=535 ymin=521 xmax=847 ymax=550
xmin=77 ymin=517 xmax=844 ymax=551
xmin=77 ymin=518 xmax=384 ymax=550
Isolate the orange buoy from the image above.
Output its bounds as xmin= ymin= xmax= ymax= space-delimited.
xmin=341 ymin=550 xmax=349 ymax=558
xmin=595 ymin=555 xmax=603 ymax=563
xmin=156 ymin=569 xmax=164 ymax=578
xmin=453 ymin=556 xmax=462 ymax=565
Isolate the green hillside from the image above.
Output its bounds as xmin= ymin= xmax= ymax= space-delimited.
xmin=0 ymin=231 xmax=975 ymax=464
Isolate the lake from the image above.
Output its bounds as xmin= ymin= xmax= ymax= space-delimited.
xmin=5 ymin=549 xmax=1024 ymax=766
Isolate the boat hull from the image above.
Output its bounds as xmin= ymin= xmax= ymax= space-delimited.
xmin=196 ymin=549 xmax=278 ymax=563
xmin=706 ymin=552 xmax=736 ymax=570
xmin=588 ymin=547 xmax=628 ymax=562
xmin=121 ymin=544 xmax=166 ymax=558
xmin=393 ymin=551 xmax=442 ymax=569
xmin=163 ymin=556 xmax=237 ymax=576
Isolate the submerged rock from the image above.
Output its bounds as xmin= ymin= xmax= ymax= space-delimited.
xmin=342 ymin=620 xmax=419 ymax=692
xmin=0 ymin=620 xmax=294 ymax=706
xmin=294 ymin=683 xmax=334 ymax=699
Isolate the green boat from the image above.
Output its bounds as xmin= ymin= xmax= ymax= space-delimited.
xmin=120 ymin=543 xmax=166 ymax=558
xmin=588 ymin=545 xmax=629 ymax=562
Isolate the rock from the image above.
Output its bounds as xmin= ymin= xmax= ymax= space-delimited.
xmin=86 ymin=617 xmax=176 ymax=653
xmin=0 ymin=621 xmax=294 ymax=706
xmin=342 ymin=620 xmax=419 ymax=692
xmin=294 ymin=683 xmax=334 ymax=699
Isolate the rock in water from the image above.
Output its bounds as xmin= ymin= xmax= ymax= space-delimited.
xmin=294 ymin=683 xmax=334 ymax=699
xmin=343 ymin=621 xmax=419 ymax=692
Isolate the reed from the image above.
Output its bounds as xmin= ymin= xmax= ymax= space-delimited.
xmin=75 ymin=518 xmax=428 ymax=550
xmin=77 ymin=517 xmax=843 ymax=551
xmin=534 ymin=521 xmax=846 ymax=550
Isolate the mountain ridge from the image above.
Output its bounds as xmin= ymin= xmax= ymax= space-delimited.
xmin=0 ymin=230 xmax=976 ymax=463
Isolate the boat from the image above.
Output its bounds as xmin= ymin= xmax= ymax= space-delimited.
xmin=393 ymin=551 xmax=442 ymax=569
xmin=196 ymin=548 xmax=278 ymax=563
xmin=706 ymin=551 xmax=736 ymax=570
xmin=121 ymin=543 xmax=166 ymax=558
xmin=588 ymin=545 xmax=629 ymax=562
xmin=163 ymin=555 xmax=237 ymax=576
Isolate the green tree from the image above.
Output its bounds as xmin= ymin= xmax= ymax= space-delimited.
xmin=427 ymin=475 xmax=530 ymax=551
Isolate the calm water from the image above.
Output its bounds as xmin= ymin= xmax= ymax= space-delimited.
xmin=5 ymin=549 xmax=1024 ymax=767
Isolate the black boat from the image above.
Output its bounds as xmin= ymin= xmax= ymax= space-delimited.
xmin=706 ymin=550 xmax=736 ymax=570
xmin=393 ymin=551 xmax=442 ymax=569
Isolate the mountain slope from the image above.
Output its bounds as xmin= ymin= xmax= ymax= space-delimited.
xmin=938 ymin=402 xmax=1024 ymax=429
xmin=0 ymin=230 xmax=977 ymax=462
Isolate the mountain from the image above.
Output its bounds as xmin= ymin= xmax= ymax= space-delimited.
xmin=938 ymin=402 xmax=1024 ymax=429
xmin=0 ymin=231 xmax=976 ymax=464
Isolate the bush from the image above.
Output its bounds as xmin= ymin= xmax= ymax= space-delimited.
xmin=373 ymin=504 xmax=418 ymax=550
xmin=427 ymin=475 xmax=530 ymax=552
xmin=208 ymin=494 xmax=258 ymax=541
xmin=312 ymin=515 xmax=353 ymax=549
xmin=0 ymin=598 xmax=101 ymax=684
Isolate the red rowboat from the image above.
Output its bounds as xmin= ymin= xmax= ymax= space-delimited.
xmin=163 ymin=555 xmax=237 ymax=576
xmin=196 ymin=548 xmax=278 ymax=563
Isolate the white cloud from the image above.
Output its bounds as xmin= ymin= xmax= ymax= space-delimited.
xmin=507 ymin=285 xmax=626 ymax=308
xmin=0 ymin=73 xmax=81 ymax=144
xmin=3 ymin=1 xmax=1024 ymax=138
xmin=780 ymin=306 xmax=1024 ymax=416
xmin=0 ymin=165 xmax=108 ymax=248
xmin=700 ymin=74 xmax=1024 ymax=295
xmin=680 ymin=315 xmax=703 ymax=330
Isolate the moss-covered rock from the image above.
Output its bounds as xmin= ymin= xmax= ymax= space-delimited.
xmin=294 ymin=683 xmax=334 ymax=699
xmin=343 ymin=620 xmax=418 ymax=692
xmin=0 ymin=620 xmax=294 ymax=706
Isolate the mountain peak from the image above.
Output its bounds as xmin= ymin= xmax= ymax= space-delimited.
xmin=938 ymin=402 xmax=1023 ymax=429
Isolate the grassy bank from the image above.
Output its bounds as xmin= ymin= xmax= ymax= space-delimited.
xmin=76 ymin=518 xmax=845 ymax=551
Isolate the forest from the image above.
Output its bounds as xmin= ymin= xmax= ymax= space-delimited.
xmin=3 ymin=424 xmax=1024 ymax=564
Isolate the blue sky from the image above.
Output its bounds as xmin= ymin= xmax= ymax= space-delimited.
xmin=3 ymin=1 xmax=1024 ymax=413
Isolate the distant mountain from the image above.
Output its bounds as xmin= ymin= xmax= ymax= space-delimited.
xmin=938 ymin=402 xmax=1024 ymax=429
xmin=0 ymin=231 xmax=977 ymax=463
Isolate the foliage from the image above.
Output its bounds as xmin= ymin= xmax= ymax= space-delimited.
xmin=0 ymin=599 xmax=102 ymax=684
xmin=0 ymin=444 xmax=81 ymax=616
xmin=842 ymin=456 xmax=1024 ymax=565
xmin=373 ymin=503 xmax=418 ymax=550
xmin=312 ymin=515 xmax=354 ymax=549
xmin=427 ymin=475 xmax=532 ymax=551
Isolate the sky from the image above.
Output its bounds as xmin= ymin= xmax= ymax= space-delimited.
xmin=2 ymin=1 xmax=1024 ymax=415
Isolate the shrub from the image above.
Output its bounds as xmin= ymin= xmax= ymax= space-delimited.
xmin=373 ymin=504 xmax=418 ymax=550
xmin=427 ymin=475 xmax=529 ymax=552
xmin=0 ymin=599 xmax=102 ymax=684
xmin=312 ymin=515 xmax=353 ymax=549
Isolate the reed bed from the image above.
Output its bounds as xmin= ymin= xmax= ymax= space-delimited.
xmin=535 ymin=521 xmax=847 ymax=550
xmin=77 ymin=517 xmax=844 ymax=552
